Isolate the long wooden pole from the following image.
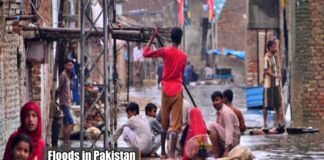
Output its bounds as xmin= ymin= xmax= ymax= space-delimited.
xmin=257 ymin=30 xmax=260 ymax=84
xmin=278 ymin=0 xmax=286 ymax=125
xmin=127 ymin=42 xmax=130 ymax=102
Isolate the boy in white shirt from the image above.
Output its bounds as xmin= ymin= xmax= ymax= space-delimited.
xmin=113 ymin=102 xmax=153 ymax=155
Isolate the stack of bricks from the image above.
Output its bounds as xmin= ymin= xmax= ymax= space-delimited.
xmin=291 ymin=0 xmax=324 ymax=125
xmin=2 ymin=0 xmax=22 ymax=33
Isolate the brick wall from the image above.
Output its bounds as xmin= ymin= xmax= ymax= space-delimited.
xmin=0 ymin=1 xmax=4 ymax=32
xmin=291 ymin=0 xmax=324 ymax=125
xmin=245 ymin=30 xmax=258 ymax=86
xmin=0 ymin=0 xmax=53 ymax=154
xmin=0 ymin=33 xmax=27 ymax=157
xmin=0 ymin=1 xmax=27 ymax=157
xmin=22 ymin=0 xmax=52 ymax=26
xmin=2 ymin=0 xmax=22 ymax=32
xmin=30 ymin=64 xmax=42 ymax=101
xmin=217 ymin=0 xmax=247 ymax=51
xmin=184 ymin=0 xmax=208 ymax=72
xmin=216 ymin=0 xmax=247 ymax=84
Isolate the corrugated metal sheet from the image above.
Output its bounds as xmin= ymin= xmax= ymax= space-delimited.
xmin=246 ymin=86 xmax=264 ymax=109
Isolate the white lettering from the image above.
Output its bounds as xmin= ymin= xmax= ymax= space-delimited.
xmin=82 ymin=151 xmax=91 ymax=160
xmin=93 ymin=151 xmax=100 ymax=160
xmin=48 ymin=150 xmax=54 ymax=160
xmin=56 ymin=151 xmax=62 ymax=159
xmin=74 ymin=151 xmax=80 ymax=160
xmin=114 ymin=152 xmax=120 ymax=160
xmin=106 ymin=151 xmax=112 ymax=160
xmin=130 ymin=152 xmax=136 ymax=160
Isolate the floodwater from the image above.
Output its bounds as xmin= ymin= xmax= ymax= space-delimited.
xmin=66 ymin=83 xmax=324 ymax=159
xmin=125 ymin=83 xmax=324 ymax=160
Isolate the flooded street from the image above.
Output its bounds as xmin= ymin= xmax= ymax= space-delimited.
xmin=124 ymin=83 xmax=324 ymax=159
xmin=66 ymin=83 xmax=324 ymax=159
xmin=128 ymin=83 xmax=273 ymax=129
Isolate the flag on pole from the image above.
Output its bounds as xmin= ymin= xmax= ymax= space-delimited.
xmin=178 ymin=0 xmax=184 ymax=25
xmin=214 ymin=0 xmax=226 ymax=22
xmin=281 ymin=0 xmax=285 ymax=9
xmin=184 ymin=0 xmax=191 ymax=26
xmin=207 ymin=0 xmax=215 ymax=22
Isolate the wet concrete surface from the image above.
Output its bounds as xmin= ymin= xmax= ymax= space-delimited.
xmin=65 ymin=83 xmax=324 ymax=159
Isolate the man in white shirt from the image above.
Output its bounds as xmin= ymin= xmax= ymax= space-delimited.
xmin=133 ymin=43 xmax=144 ymax=75
xmin=113 ymin=102 xmax=153 ymax=156
xmin=204 ymin=64 xmax=213 ymax=80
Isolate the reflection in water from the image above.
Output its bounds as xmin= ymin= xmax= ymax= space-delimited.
xmin=242 ymin=133 xmax=324 ymax=159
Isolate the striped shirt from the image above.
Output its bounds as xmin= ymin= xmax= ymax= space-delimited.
xmin=264 ymin=53 xmax=279 ymax=88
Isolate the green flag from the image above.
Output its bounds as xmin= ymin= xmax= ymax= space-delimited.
xmin=184 ymin=0 xmax=191 ymax=26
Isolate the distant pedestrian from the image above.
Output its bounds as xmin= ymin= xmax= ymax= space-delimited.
xmin=58 ymin=59 xmax=75 ymax=145
xmin=184 ymin=61 xmax=193 ymax=85
xmin=143 ymin=27 xmax=187 ymax=159
xmin=190 ymin=65 xmax=199 ymax=82
xmin=263 ymin=39 xmax=282 ymax=128
xmin=204 ymin=64 xmax=213 ymax=80
xmin=133 ymin=42 xmax=144 ymax=75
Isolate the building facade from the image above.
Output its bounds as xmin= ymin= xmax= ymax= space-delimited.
xmin=0 ymin=0 xmax=53 ymax=156
xmin=289 ymin=0 xmax=324 ymax=126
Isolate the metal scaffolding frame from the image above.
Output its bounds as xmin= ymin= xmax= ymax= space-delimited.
xmin=80 ymin=0 xmax=114 ymax=149
xmin=78 ymin=0 xmax=172 ymax=148
xmin=12 ymin=0 xmax=173 ymax=150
